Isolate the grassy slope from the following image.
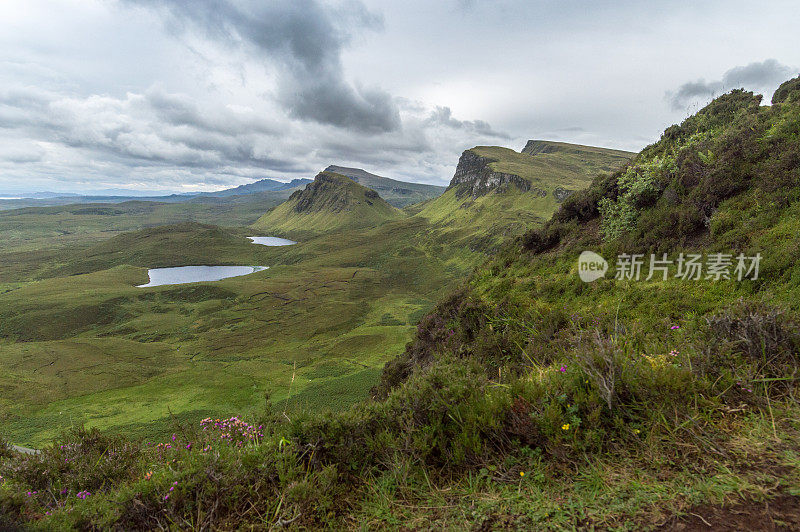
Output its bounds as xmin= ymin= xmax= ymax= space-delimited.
xmin=417 ymin=143 xmax=633 ymax=250
xmin=369 ymin=86 xmax=800 ymax=527
xmin=325 ymin=165 xmax=446 ymax=207
xmin=253 ymin=171 xmax=405 ymax=238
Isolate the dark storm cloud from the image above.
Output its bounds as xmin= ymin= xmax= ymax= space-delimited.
xmin=668 ymin=59 xmax=794 ymax=110
xmin=124 ymin=0 xmax=400 ymax=133
xmin=427 ymin=106 xmax=510 ymax=139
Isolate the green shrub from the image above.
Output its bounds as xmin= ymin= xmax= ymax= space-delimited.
xmin=0 ymin=437 xmax=12 ymax=461
xmin=0 ymin=427 xmax=141 ymax=495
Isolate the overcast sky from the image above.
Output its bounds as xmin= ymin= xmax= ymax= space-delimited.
xmin=1 ymin=0 xmax=798 ymax=194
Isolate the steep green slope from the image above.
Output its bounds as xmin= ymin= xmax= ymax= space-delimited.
xmin=252 ymin=171 xmax=404 ymax=238
xmin=417 ymin=141 xmax=634 ymax=250
xmin=385 ymin=83 xmax=800 ymax=390
xmin=325 ymin=165 xmax=446 ymax=207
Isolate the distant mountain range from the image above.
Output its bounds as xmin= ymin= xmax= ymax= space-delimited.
xmin=0 ymin=172 xmax=441 ymax=208
xmin=0 ymin=179 xmax=311 ymax=201
xmin=197 ymin=178 xmax=312 ymax=198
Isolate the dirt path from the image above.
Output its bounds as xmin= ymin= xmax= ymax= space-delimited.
xmin=657 ymin=493 xmax=800 ymax=531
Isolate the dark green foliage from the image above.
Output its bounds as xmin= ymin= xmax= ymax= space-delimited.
xmin=522 ymin=87 xmax=800 ymax=253
xmin=0 ymin=437 xmax=12 ymax=461
xmin=772 ymin=75 xmax=800 ymax=104
xmin=0 ymin=427 xmax=141 ymax=494
xmin=372 ymin=288 xmax=487 ymax=398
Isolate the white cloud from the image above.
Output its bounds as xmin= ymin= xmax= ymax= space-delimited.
xmin=0 ymin=0 xmax=799 ymax=193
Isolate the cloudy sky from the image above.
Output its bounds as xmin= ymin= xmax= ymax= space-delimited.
xmin=1 ymin=0 xmax=798 ymax=194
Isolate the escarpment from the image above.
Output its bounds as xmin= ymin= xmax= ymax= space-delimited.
xmin=448 ymin=150 xmax=531 ymax=198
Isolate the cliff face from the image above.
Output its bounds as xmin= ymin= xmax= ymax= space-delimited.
xmin=448 ymin=150 xmax=531 ymax=198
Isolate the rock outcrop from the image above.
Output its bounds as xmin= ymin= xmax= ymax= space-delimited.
xmin=448 ymin=150 xmax=531 ymax=198
xmin=288 ymin=171 xmax=371 ymax=213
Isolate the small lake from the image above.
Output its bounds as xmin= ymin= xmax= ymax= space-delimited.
xmin=138 ymin=266 xmax=268 ymax=287
xmin=248 ymin=236 xmax=296 ymax=246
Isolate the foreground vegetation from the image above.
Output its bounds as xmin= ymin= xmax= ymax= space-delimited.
xmin=2 ymin=79 xmax=800 ymax=528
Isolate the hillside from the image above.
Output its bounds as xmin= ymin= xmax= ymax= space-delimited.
xmin=252 ymin=171 xmax=405 ymax=237
xmin=417 ymin=141 xmax=634 ymax=250
xmin=325 ymin=165 xmax=446 ymax=207
xmin=3 ymin=81 xmax=800 ymax=530
xmin=375 ymin=81 xmax=800 ymax=524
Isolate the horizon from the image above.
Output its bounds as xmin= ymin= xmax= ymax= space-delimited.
xmin=0 ymin=137 xmax=636 ymax=197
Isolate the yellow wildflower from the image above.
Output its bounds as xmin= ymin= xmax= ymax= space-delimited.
xmin=520 ymin=471 xmax=525 ymax=477
xmin=561 ymin=423 xmax=570 ymax=430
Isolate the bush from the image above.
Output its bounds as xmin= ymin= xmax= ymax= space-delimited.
xmin=0 ymin=437 xmax=12 ymax=461
xmin=0 ymin=427 xmax=141 ymax=495
xmin=701 ymin=301 xmax=800 ymax=392
xmin=772 ymin=75 xmax=800 ymax=104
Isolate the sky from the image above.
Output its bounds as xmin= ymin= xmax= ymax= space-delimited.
xmin=0 ymin=0 xmax=798 ymax=194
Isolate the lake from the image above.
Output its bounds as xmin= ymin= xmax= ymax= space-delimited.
xmin=138 ymin=265 xmax=268 ymax=287
xmin=248 ymin=236 xmax=297 ymax=246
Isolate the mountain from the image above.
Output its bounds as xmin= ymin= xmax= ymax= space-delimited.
xmin=4 ymin=80 xmax=800 ymax=530
xmin=324 ymin=165 xmax=445 ymax=207
xmin=252 ymin=171 xmax=404 ymax=237
xmin=200 ymin=178 xmax=311 ymax=198
xmin=416 ymin=141 xmax=634 ymax=250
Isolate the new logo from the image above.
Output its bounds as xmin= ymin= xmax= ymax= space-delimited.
xmin=577 ymin=251 xmax=608 ymax=282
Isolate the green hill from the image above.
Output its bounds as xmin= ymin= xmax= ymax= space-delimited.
xmin=325 ymin=165 xmax=446 ymax=207
xmin=417 ymin=141 xmax=634 ymax=250
xmin=3 ymin=79 xmax=800 ymax=530
xmin=252 ymin=171 xmax=405 ymax=238
xmin=375 ymin=81 xmax=800 ymax=525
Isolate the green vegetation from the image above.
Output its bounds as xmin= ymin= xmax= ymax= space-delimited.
xmin=0 ymin=139 xmax=607 ymax=449
xmin=0 ymin=194 xmax=290 ymax=283
xmin=253 ymin=171 xmax=405 ymax=238
xmin=418 ymin=142 xmax=633 ymax=251
xmin=5 ymin=82 xmax=800 ymax=529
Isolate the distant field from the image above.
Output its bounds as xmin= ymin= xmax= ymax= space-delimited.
xmin=0 ymin=214 xmax=474 ymax=446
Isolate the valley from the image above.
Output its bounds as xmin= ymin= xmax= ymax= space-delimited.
xmin=0 ymin=141 xmax=631 ymax=447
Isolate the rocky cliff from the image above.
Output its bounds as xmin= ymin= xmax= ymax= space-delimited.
xmin=287 ymin=171 xmax=379 ymax=214
xmin=448 ymin=150 xmax=532 ymax=198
